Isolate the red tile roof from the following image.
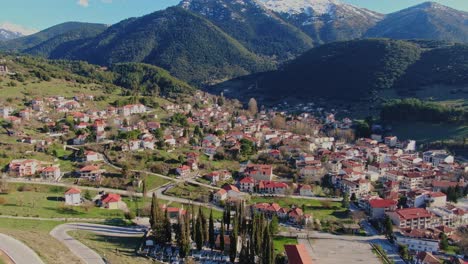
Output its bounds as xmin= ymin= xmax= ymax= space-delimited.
xmin=395 ymin=208 xmax=432 ymax=220
xmin=284 ymin=244 xmax=313 ymax=264
xmin=65 ymin=188 xmax=81 ymax=195
xmin=369 ymin=199 xmax=397 ymax=209
xmin=101 ymin=193 xmax=121 ymax=203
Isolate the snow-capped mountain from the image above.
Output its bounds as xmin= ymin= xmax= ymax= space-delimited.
xmin=257 ymin=0 xmax=384 ymax=43
xmin=0 ymin=28 xmax=23 ymax=41
xmin=179 ymin=0 xmax=314 ymax=60
xmin=181 ymin=0 xmax=384 ymax=47
xmin=0 ymin=22 xmax=38 ymax=41
xmin=257 ymin=0 xmax=339 ymax=16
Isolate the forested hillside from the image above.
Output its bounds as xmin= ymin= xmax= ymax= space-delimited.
xmin=210 ymin=39 xmax=468 ymax=106
xmin=1 ymin=55 xmax=195 ymax=99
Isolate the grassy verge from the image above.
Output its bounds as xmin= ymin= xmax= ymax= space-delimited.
xmin=273 ymin=237 xmax=297 ymax=254
xmin=250 ymin=196 xmax=347 ymax=221
xmin=0 ymin=184 xmax=124 ymax=219
xmin=165 ymin=182 xmax=212 ymax=202
xmin=143 ymin=175 xmax=170 ymax=190
xmin=69 ymin=231 xmax=156 ymax=264
xmin=0 ymin=218 xmax=83 ymax=264
xmin=390 ymin=121 xmax=468 ymax=142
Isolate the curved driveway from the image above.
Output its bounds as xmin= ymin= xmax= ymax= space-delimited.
xmin=0 ymin=234 xmax=45 ymax=264
xmin=50 ymin=223 xmax=145 ymax=264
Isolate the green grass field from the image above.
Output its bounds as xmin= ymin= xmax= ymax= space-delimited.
xmin=165 ymin=182 xmax=213 ymax=202
xmin=273 ymin=237 xmax=297 ymax=254
xmin=143 ymin=175 xmax=170 ymax=191
xmin=0 ymin=184 xmax=124 ymax=219
xmin=390 ymin=122 xmax=468 ymax=143
xmin=70 ymin=231 xmax=155 ymax=264
xmin=250 ymin=197 xmax=347 ymax=221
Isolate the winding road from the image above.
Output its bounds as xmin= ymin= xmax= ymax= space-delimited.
xmin=50 ymin=223 xmax=145 ymax=264
xmin=0 ymin=234 xmax=45 ymax=264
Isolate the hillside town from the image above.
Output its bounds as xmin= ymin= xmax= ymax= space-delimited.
xmin=0 ymin=87 xmax=467 ymax=264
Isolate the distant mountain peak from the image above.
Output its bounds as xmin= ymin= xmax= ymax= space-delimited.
xmin=257 ymin=0 xmax=340 ymax=16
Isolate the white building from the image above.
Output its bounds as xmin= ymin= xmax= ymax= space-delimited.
xmin=395 ymin=232 xmax=439 ymax=253
xmin=64 ymin=188 xmax=82 ymax=205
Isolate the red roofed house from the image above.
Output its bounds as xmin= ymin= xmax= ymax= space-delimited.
xmin=416 ymin=252 xmax=441 ymax=264
xmin=244 ymin=164 xmax=273 ymax=181
xmin=176 ymin=165 xmax=191 ymax=178
xmin=160 ymin=204 xmax=187 ymax=219
xmin=100 ymin=193 xmax=122 ymax=210
xmin=9 ymin=159 xmax=41 ymax=177
xmin=298 ymin=184 xmax=313 ymax=197
xmin=79 ymin=165 xmax=105 ymax=181
xmin=41 ymin=166 xmax=61 ymax=181
xmin=239 ymin=176 xmax=255 ymax=192
xmin=368 ymin=199 xmax=397 ymax=219
xmin=387 ymin=208 xmax=434 ymax=229
xmin=64 ymin=188 xmax=82 ymax=205
xmin=85 ymin=151 xmax=101 ymax=162
xmin=258 ymin=181 xmax=289 ymax=195
xmin=213 ymin=189 xmax=227 ymax=204
xmin=284 ymin=244 xmax=313 ymax=264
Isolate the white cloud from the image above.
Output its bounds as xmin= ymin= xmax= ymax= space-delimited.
xmin=77 ymin=0 xmax=114 ymax=7
xmin=77 ymin=0 xmax=89 ymax=7
xmin=0 ymin=22 xmax=38 ymax=35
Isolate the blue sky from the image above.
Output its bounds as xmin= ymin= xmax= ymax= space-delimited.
xmin=1 ymin=0 xmax=468 ymax=33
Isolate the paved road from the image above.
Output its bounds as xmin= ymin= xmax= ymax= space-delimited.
xmin=152 ymin=184 xmax=224 ymax=212
xmin=50 ymin=223 xmax=145 ymax=264
xmin=0 ymin=234 xmax=45 ymax=264
xmin=251 ymin=193 xmax=342 ymax=201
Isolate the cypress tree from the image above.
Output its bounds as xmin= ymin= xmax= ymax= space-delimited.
xmin=163 ymin=209 xmax=172 ymax=243
xmin=195 ymin=213 xmax=203 ymax=250
xmin=262 ymin=224 xmax=273 ymax=264
xmin=209 ymin=209 xmax=215 ymax=250
xmin=142 ymin=179 xmax=147 ymax=198
xmin=220 ymin=218 xmax=225 ymax=252
xmin=230 ymin=217 xmax=239 ymax=263
xmin=199 ymin=207 xmax=207 ymax=244
xmin=149 ymin=193 xmax=159 ymax=229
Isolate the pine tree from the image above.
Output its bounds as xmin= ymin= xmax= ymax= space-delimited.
xmin=149 ymin=193 xmax=158 ymax=228
xmin=178 ymin=213 xmax=191 ymax=258
xmin=142 ymin=179 xmax=147 ymax=198
xmin=199 ymin=207 xmax=207 ymax=244
xmin=220 ymin=218 xmax=225 ymax=252
xmin=225 ymin=203 xmax=231 ymax=231
xmin=342 ymin=192 xmax=350 ymax=210
xmin=440 ymin=233 xmax=449 ymax=250
xmin=230 ymin=218 xmax=239 ymax=263
xmin=150 ymin=194 xmax=166 ymax=244
xmin=209 ymin=209 xmax=215 ymax=250
xmin=163 ymin=209 xmax=172 ymax=243
xmin=262 ymin=223 xmax=274 ymax=264
xmin=195 ymin=213 xmax=203 ymax=250
xmin=270 ymin=215 xmax=279 ymax=235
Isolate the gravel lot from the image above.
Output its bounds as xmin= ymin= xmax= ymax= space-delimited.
xmin=309 ymin=238 xmax=381 ymax=264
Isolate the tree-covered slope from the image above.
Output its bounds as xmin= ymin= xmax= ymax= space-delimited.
xmin=54 ymin=7 xmax=273 ymax=85
xmin=180 ymin=0 xmax=314 ymax=61
xmin=0 ymin=54 xmax=195 ymax=99
xmin=0 ymin=22 xmax=108 ymax=51
xmin=397 ymin=43 xmax=468 ymax=90
xmin=256 ymin=39 xmax=421 ymax=99
xmin=366 ymin=2 xmax=468 ymax=43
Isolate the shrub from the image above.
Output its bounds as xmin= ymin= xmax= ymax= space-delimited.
xmin=124 ymin=211 xmax=135 ymax=220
